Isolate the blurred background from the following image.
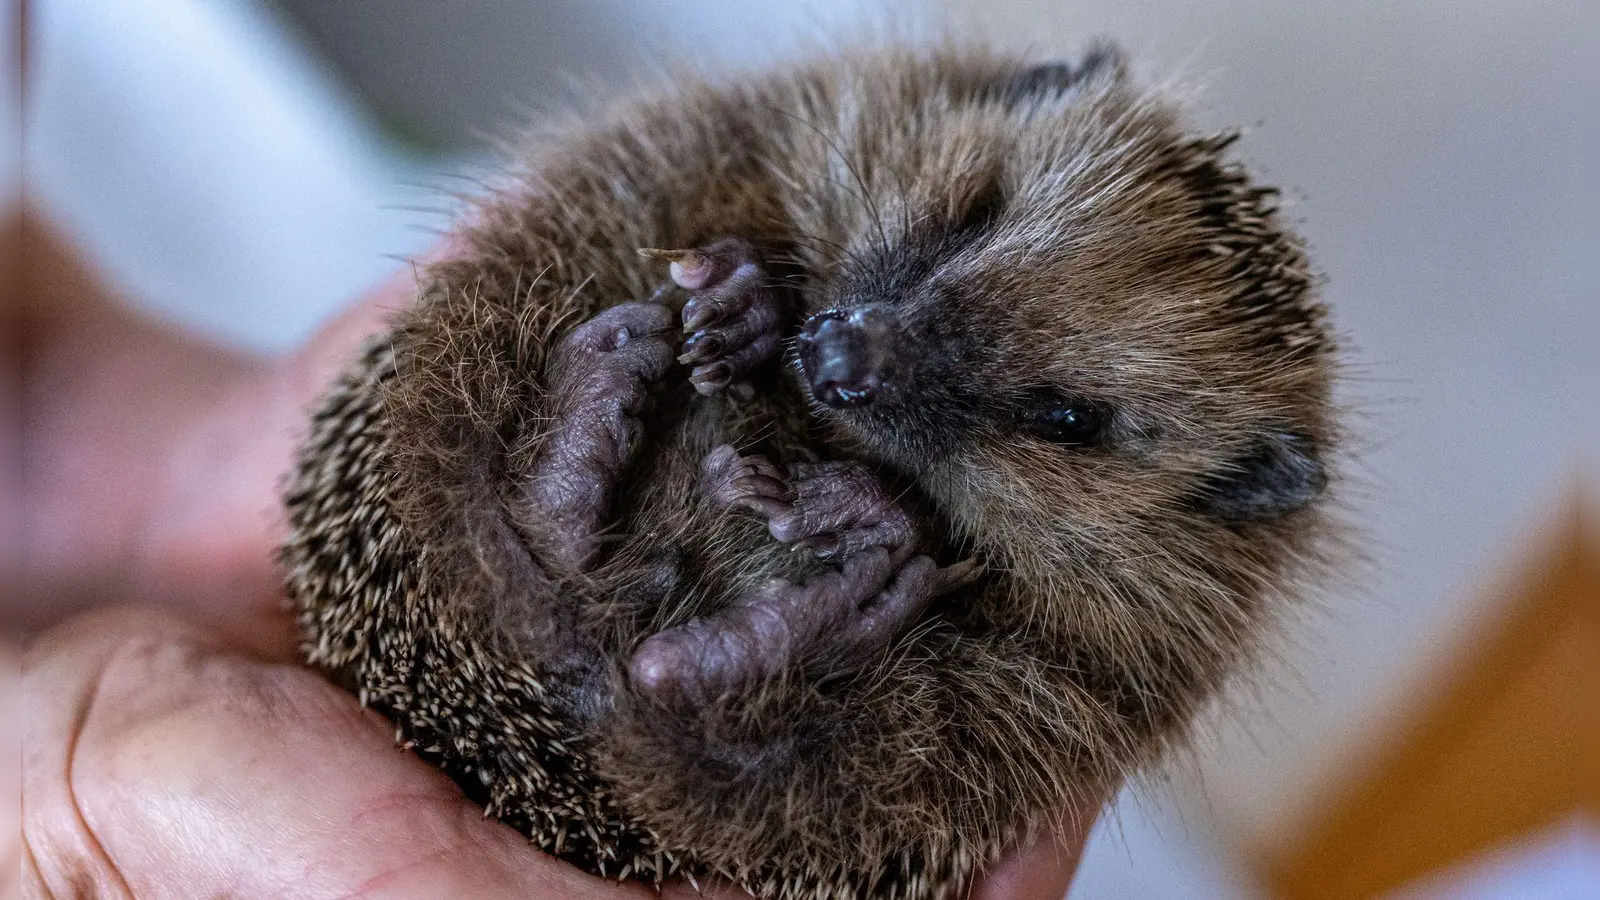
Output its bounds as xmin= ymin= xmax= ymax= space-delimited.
xmin=24 ymin=0 xmax=1594 ymax=897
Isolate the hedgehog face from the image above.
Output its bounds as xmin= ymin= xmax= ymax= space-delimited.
xmin=789 ymin=50 xmax=1336 ymax=615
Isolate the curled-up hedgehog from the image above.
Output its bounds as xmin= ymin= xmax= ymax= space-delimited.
xmin=284 ymin=40 xmax=1338 ymax=900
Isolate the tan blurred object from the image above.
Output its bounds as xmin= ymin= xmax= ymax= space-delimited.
xmin=1261 ymin=489 xmax=1595 ymax=899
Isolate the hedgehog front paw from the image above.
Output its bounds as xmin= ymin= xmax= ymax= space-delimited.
xmin=646 ymin=238 xmax=786 ymax=396
xmin=520 ymin=302 xmax=674 ymax=572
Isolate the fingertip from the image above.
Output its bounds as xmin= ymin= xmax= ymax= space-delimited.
xmin=969 ymin=842 xmax=1080 ymax=900
xmin=969 ymin=807 xmax=1101 ymax=900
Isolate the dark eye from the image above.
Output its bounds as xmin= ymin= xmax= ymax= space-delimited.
xmin=1027 ymin=400 xmax=1110 ymax=447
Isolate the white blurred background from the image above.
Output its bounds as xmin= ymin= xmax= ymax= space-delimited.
xmin=25 ymin=0 xmax=1592 ymax=897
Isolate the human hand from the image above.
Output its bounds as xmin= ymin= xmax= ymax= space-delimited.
xmin=22 ymin=607 xmax=1094 ymax=899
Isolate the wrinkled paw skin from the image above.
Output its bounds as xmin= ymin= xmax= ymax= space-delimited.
xmin=627 ymin=446 xmax=951 ymax=705
xmin=521 ymin=302 xmax=674 ymax=572
xmin=699 ymin=445 xmax=924 ymax=563
xmin=658 ymin=238 xmax=787 ymax=396
xmin=629 ymin=548 xmax=943 ymax=706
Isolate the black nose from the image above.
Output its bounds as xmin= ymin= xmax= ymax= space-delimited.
xmin=798 ymin=307 xmax=898 ymax=409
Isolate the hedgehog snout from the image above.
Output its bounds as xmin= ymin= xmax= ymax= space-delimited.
xmin=797 ymin=305 xmax=904 ymax=408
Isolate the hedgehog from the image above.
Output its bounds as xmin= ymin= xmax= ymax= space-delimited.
xmin=283 ymin=41 xmax=1338 ymax=900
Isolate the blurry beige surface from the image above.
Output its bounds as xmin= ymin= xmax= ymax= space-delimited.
xmin=1265 ymin=504 xmax=1592 ymax=897
xmin=27 ymin=0 xmax=1591 ymax=895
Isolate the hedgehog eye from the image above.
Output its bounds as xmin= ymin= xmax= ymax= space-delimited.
xmin=1027 ymin=400 xmax=1109 ymax=447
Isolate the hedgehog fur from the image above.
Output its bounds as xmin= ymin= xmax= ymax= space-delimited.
xmin=284 ymin=41 xmax=1339 ymax=900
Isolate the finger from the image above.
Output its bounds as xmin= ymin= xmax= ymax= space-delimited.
xmin=116 ymin=259 xmax=427 ymax=660
xmin=17 ymin=216 xmax=269 ymax=634
xmin=15 ymin=224 xmax=447 ymax=652
xmin=967 ymin=805 xmax=1101 ymax=900
xmin=23 ymin=607 xmax=663 ymax=900
xmin=23 ymin=608 xmax=233 ymax=896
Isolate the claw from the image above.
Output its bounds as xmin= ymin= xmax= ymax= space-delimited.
xmin=936 ymin=556 xmax=986 ymax=593
xmin=678 ymin=331 xmax=725 ymax=364
xmin=689 ymin=362 xmax=732 ymax=394
xmin=732 ymin=473 xmax=791 ymax=500
xmin=743 ymin=458 xmax=786 ymax=481
xmin=645 ymin=238 xmax=788 ymax=395
xmin=794 ymin=534 xmax=841 ymax=559
xmin=731 ymin=495 xmax=791 ymax=519
xmin=637 ymin=247 xmax=716 ymax=290
xmin=670 ymin=256 xmax=715 ymax=289
xmin=637 ymin=247 xmax=694 ymax=262
xmin=681 ymin=299 xmax=721 ymax=332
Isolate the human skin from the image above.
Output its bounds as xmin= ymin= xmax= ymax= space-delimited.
xmin=15 ymin=217 xmax=1095 ymax=899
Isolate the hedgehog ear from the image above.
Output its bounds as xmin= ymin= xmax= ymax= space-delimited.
xmin=996 ymin=43 xmax=1128 ymax=107
xmin=1196 ymin=431 xmax=1327 ymax=522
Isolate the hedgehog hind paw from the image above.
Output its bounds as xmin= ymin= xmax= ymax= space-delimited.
xmin=626 ymin=547 xmax=941 ymax=706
